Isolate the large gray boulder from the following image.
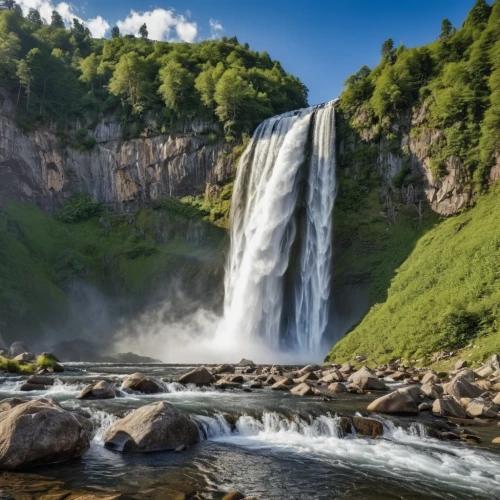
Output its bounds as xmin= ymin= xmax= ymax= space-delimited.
xmin=0 ymin=399 xmax=89 ymax=470
xmin=13 ymin=352 xmax=36 ymax=362
xmin=178 ymin=367 xmax=214 ymax=386
xmin=445 ymin=375 xmax=483 ymax=400
xmin=214 ymin=363 xmax=235 ymax=374
xmin=103 ymin=402 xmax=199 ymax=452
xmin=77 ymin=381 xmax=116 ymax=400
xmin=122 ymin=373 xmax=163 ymax=394
xmin=432 ymin=398 xmax=468 ymax=419
xmin=348 ymin=367 xmax=388 ymax=391
xmin=367 ymin=389 xmax=419 ymax=415
xmin=290 ymin=383 xmax=314 ymax=397
xmin=8 ymin=342 xmax=30 ymax=358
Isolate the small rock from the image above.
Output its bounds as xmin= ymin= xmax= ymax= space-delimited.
xmin=290 ymin=383 xmax=314 ymax=397
xmin=348 ymin=367 xmax=388 ymax=391
xmin=222 ymin=493 xmax=244 ymax=500
xmin=20 ymin=383 xmax=46 ymax=392
xmin=271 ymin=378 xmax=294 ymax=390
xmin=214 ymin=364 xmax=235 ymax=374
xmin=352 ymin=416 xmax=383 ymax=437
xmin=419 ymin=403 xmax=432 ymax=411
xmin=455 ymin=359 xmax=468 ymax=370
xmin=328 ymin=382 xmax=347 ymax=393
xmin=123 ymin=373 xmax=163 ymax=393
xmin=77 ymin=381 xmax=116 ymax=400
xmin=178 ymin=367 xmax=214 ymax=386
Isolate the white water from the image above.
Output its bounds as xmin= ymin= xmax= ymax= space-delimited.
xmin=194 ymin=411 xmax=500 ymax=496
xmin=218 ymin=102 xmax=337 ymax=359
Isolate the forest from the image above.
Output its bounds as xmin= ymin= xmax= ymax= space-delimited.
xmin=0 ymin=1 xmax=308 ymax=142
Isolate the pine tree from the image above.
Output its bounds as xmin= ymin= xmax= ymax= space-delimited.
xmin=139 ymin=23 xmax=148 ymax=39
xmin=50 ymin=10 xmax=65 ymax=29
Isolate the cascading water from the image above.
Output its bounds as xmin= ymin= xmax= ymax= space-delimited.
xmin=219 ymin=101 xmax=337 ymax=358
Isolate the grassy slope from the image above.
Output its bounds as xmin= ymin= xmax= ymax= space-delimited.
xmin=327 ymin=184 xmax=500 ymax=365
xmin=0 ymin=201 xmax=226 ymax=341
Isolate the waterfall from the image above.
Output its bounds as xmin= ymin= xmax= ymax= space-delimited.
xmin=219 ymin=101 xmax=337 ymax=358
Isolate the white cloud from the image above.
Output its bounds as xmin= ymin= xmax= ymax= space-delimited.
xmin=209 ymin=18 xmax=224 ymax=39
xmin=17 ymin=0 xmax=110 ymax=38
xmin=117 ymin=9 xmax=198 ymax=43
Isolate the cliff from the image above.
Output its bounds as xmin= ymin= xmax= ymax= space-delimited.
xmin=0 ymin=91 xmax=235 ymax=212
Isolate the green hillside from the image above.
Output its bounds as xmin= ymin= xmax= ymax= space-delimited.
xmin=327 ymin=184 xmax=500 ymax=365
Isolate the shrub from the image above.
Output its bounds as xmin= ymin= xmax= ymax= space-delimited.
xmin=55 ymin=192 xmax=104 ymax=223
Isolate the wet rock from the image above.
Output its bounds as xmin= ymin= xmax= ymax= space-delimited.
xmin=122 ymin=373 xmax=163 ymax=393
xmin=103 ymin=402 xmax=199 ymax=452
xmin=290 ymin=383 xmax=314 ymax=396
xmin=249 ymin=380 xmax=263 ymax=389
xmin=20 ymin=383 xmax=46 ymax=392
xmin=13 ymin=352 xmax=36 ymax=362
xmin=8 ymin=341 xmax=30 ymax=358
xmin=432 ymin=398 xmax=468 ymax=419
xmin=367 ymin=389 xmax=419 ymax=415
xmin=77 ymin=381 xmax=116 ymax=400
xmin=348 ymin=367 xmax=388 ymax=391
xmin=421 ymin=382 xmax=443 ymax=400
xmin=222 ymin=493 xmax=244 ymax=500
xmin=214 ymin=364 xmax=235 ymax=374
xmin=293 ymin=372 xmax=318 ymax=384
xmin=328 ymin=382 xmax=347 ymax=393
xmin=216 ymin=378 xmax=242 ymax=389
xmin=271 ymin=377 xmax=294 ymax=390
xmin=298 ymin=364 xmax=321 ymax=374
xmin=0 ymin=398 xmax=90 ymax=470
xmin=390 ymin=371 xmax=408 ymax=381
xmin=419 ymin=403 xmax=432 ymax=411
xmin=339 ymin=416 xmax=353 ymax=434
xmin=352 ymin=416 xmax=384 ymax=437
xmin=27 ymin=375 xmax=55 ymax=386
xmin=178 ymin=367 xmax=215 ymax=387
xmin=445 ymin=375 xmax=483 ymax=400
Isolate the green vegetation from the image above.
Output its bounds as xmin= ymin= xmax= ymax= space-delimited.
xmin=0 ymin=198 xmax=226 ymax=341
xmin=0 ymin=4 xmax=307 ymax=142
xmin=35 ymin=353 xmax=59 ymax=370
xmin=327 ymin=184 xmax=500 ymax=365
xmin=0 ymin=355 xmax=36 ymax=374
xmin=55 ymin=192 xmax=103 ymax=223
xmin=339 ymin=0 xmax=500 ymax=187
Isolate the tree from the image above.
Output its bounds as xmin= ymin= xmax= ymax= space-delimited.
xmin=158 ymin=60 xmax=196 ymax=112
xmin=12 ymin=3 xmax=21 ymax=16
xmin=464 ymin=0 xmax=492 ymax=29
xmin=440 ymin=18 xmax=455 ymax=40
xmin=214 ymin=68 xmax=255 ymax=122
xmin=0 ymin=0 xmax=15 ymax=10
xmin=79 ymin=53 xmax=99 ymax=90
xmin=27 ymin=8 xmax=43 ymax=27
xmin=195 ymin=62 xmax=225 ymax=108
xmin=50 ymin=10 xmax=65 ymax=29
xmin=108 ymin=51 xmax=152 ymax=112
xmin=139 ymin=23 xmax=148 ymax=39
xmin=111 ymin=26 xmax=120 ymax=38
xmin=16 ymin=59 xmax=33 ymax=108
xmin=0 ymin=32 xmax=21 ymax=75
xmin=382 ymin=38 xmax=396 ymax=63
xmin=72 ymin=18 xmax=85 ymax=37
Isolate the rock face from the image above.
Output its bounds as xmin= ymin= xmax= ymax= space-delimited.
xmin=122 ymin=373 xmax=163 ymax=394
xmin=77 ymin=381 xmax=116 ymax=400
xmin=103 ymin=402 xmax=199 ymax=452
xmin=367 ymin=389 xmax=419 ymax=415
xmin=178 ymin=367 xmax=214 ymax=386
xmin=0 ymin=92 xmax=234 ymax=212
xmin=0 ymin=398 xmax=89 ymax=470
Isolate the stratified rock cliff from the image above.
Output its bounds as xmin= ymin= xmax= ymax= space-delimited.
xmin=0 ymin=91 xmax=234 ymax=212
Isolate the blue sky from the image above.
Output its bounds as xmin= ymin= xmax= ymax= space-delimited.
xmin=21 ymin=0 xmax=479 ymax=104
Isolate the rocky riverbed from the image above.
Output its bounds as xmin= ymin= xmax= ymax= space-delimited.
xmin=0 ymin=359 xmax=500 ymax=499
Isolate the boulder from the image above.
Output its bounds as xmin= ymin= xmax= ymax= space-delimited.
xmin=20 ymin=383 xmax=46 ymax=392
xmin=222 ymin=493 xmax=244 ymax=500
xmin=27 ymin=375 xmax=55 ymax=386
xmin=13 ymin=352 xmax=36 ymax=362
xmin=492 ymin=437 xmax=500 ymax=445
xmin=77 ymin=381 xmax=116 ymax=400
xmin=398 ymin=385 xmax=422 ymax=403
xmin=0 ymin=399 xmax=89 ymax=470
xmin=298 ymin=364 xmax=321 ymax=375
xmin=348 ymin=367 xmax=388 ymax=391
xmin=103 ymin=402 xmax=199 ymax=452
xmin=352 ymin=416 xmax=384 ymax=437
xmin=367 ymin=389 xmax=419 ymax=415
xmin=249 ymin=380 xmax=263 ymax=389
xmin=0 ymin=398 xmax=25 ymax=412
xmin=214 ymin=364 xmax=235 ymax=374
xmin=238 ymin=358 xmax=255 ymax=367
xmin=339 ymin=362 xmax=352 ymax=373
xmin=432 ymin=398 xmax=468 ymax=419
xmin=339 ymin=416 xmax=353 ymax=435
xmin=419 ymin=403 xmax=432 ymax=411
xmin=290 ymin=383 xmax=314 ymax=397
xmin=215 ymin=378 xmax=242 ymax=389
xmin=455 ymin=359 xmax=468 ymax=370
xmin=421 ymin=382 xmax=444 ymax=400
xmin=328 ymin=382 xmax=347 ymax=393
xmin=8 ymin=342 xmax=30 ymax=358
xmin=421 ymin=371 xmax=438 ymax=385
xmin=390 ymin=371 xmax=408 ymax=381
xmin=466 ymin=400 xmax=500 ymax=419
xmin=493 ymin=393 xmax=500 ymax=405
xmin=319 ymin=370 xmax=341 ymax=383
xmin=178 ymin=367 xmax=214 ymax=386
xmin=271 ymin=377 xmax=294 ymax=390
xmin=455 ymin=369 xmax=475 ymax=382
xmin=293 ymin=372 xmax=318 ymax=384
xmin=122 ymin=373 xmax=163 ymax=393
xmin=445 ymin=375 xmax=483 ymax=400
